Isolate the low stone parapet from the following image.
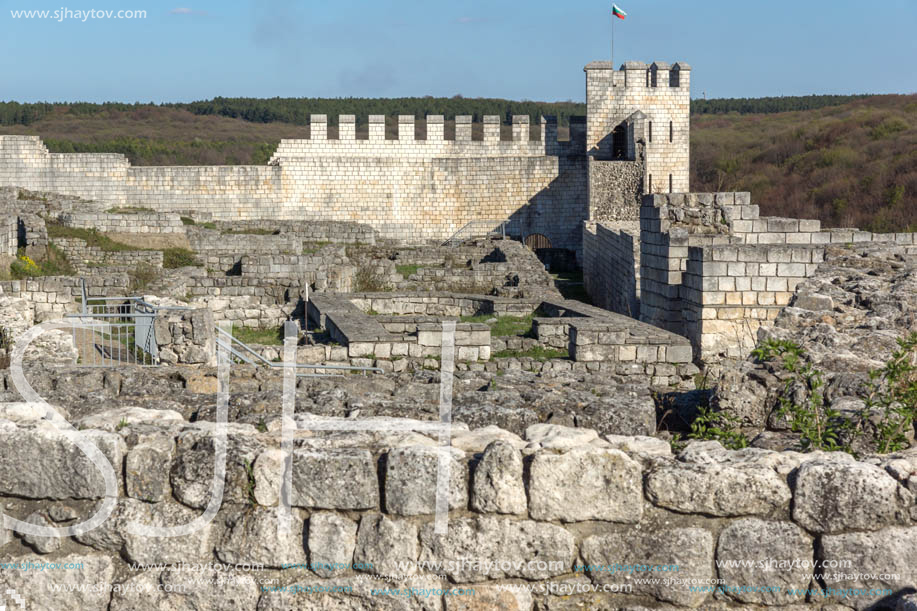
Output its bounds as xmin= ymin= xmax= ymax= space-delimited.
xmin=2 ymin=411 xmax=915 ymax=610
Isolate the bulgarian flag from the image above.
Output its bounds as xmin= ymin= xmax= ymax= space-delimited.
xmin=612 ymin=4 xmax=626 ymax=19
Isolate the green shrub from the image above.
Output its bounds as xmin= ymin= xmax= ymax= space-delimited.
xmin=128 ymin=263 xmax=160 ymax=293
xmin=162 ymin=248 xmax=201 ymax=269
xmin=395 ymin=264 xmax=420 ymax=279
xmin=686 ymin=405 xmax=749 ymax=450
xmin=353 ymin=264 xmax=389 ymax=292
xmin=870 ymin=117 xmax=909 ymax=140
xmin=752 ymin=339 xmax=852 ymax=452
xmin=864 ymin=333 xmax=917 ymax=453
xmin=9 ymin=246 xmax=75 ymax=279
xmin=45 ymin=224 xmax=135 ymax=252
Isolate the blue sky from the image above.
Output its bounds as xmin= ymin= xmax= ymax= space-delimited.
xmin=1 ymin=0 xmax=915 ymax=103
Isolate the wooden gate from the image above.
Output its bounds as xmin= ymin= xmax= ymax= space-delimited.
xmin=524 ymin=233 xmax=552 ymax=250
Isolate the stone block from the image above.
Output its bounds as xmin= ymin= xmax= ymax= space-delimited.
xmin=307 ymin=512 xmax=358 ymax=578
xmin=792 ymin=459 xmax=913 ymax=533
xmin=581 ymin=528 xmax=713 ymax=607
xmin=0 ymin=427 xmax=124 ymax=500
xmin=384 ymin=445 xmax=467 ymax=515
xmin=216 ymin=507 xmax=306 ymax=568
xmin=419 ymin=516 xmax=574 ymax=582
xmin=645 ymin=462 xmax=790 ymax=516
xmin=529 ymin=447 xmax=642 ymax=522
xmin=471 ymin=440 xmax=526 ymax=514
xmin=716 ymin=518 xmax=813 ymax=605
xmin=353 ymin=514 xmax=417 ymax=578
xmin=291 ymin=449 xmax=379 ymax=510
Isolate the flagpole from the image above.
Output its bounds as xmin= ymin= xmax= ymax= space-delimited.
xmin=611 ymin=9 xmax=615 ymax=69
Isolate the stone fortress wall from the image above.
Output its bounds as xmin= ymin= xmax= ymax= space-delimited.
xmin=0 ymin=60 xmax=691 ymax=258
xmin=1 ymin=404 xmax=916 ymax=611
xmin=584 ymin=191 xmax=917 ymax=364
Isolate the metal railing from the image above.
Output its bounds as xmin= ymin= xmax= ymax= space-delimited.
xmin=441 ymin=219 xmax=509 ymax=246
xmin=214 ymin=326 xmax=383 ymax=378
xmin=66 ymin=277 xmax=191 ymax=367
xmin=67 ymin=297 xmax=165 ymax=367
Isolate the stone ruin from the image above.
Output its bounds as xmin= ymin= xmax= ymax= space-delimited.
xmin=1 ymin=63 xmax=917 ymax=611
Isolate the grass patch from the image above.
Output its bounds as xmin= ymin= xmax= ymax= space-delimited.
xmin=46 ymin=224 xmax=135 ymax=251
xmin=162 ymin=248 xmax=201 ymax=269
xmin=492 ymin=346 xmax=568 ymax=361
xmin=128 ymin=262 xmax=161 ymax=293
xmin=179 ymin=216 xmax=218 ymax=229
xmin=460 ymin=313 xmax=534 ymax=337
xmin=8 ymin=245 xmax=75 ymax=279
xmin=395 ymin=264 xmax=421 ymax=279
xmin=302 ymin=241 xmax=331 ymax=254
xmin=16 ymin=190 xmax=47 ymax=202
xmin=105 ymin=206 xmax=155 ymax=214
xmin=222 ymin=228 xmax=279 ymax=235
xmin=232 ymin=326 xmax=284 ymax=346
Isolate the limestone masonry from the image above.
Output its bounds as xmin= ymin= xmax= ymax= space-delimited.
xmin=0 ymin=60 xmax=690 ymax=257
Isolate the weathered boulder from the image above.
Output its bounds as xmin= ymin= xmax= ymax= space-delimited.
xmin=528 ymin=447 xmax=642 ymax=522
xmin=580 ymin=528 xmax=714 ymax=608
xmin=353 ymin=513 xmax=418 ymax=578
xmin=645 ymin=462 xmax=791 ymax=517
xmin=255 ymin=575 xmax=445 ymax=611
xmin=170 ymin=431 xmax=264 ymax=509
xmin=291 ymin=448 xmax=379 ymax=510
xmin=792 ymin=459 xmax=914 ymax=533
xmin=0 ymin=554 xmax=114 ymax=611
xmin=384 ymin=445 xmax=468 ymax=515
xmin=715 ymin=518 xmax=813 ymax=605
xmin=17 ymin=511 xmax=61 ymax=554
xmin=419 ymin=516 xmax=574 ymax=582
xmin=470 ymin=440 xmax=526 ymax=514
xmin=126 ymin=436 xmax=175 ymax=502
xmin=0 ymin=425 xmax=123 ymax=499
xmin=110 ymin=567 xmax=260 ymax=611
xmin=215 ymin=506 xmax=306 ymax=567
xmin=820 ymin=526 xmax=917 ymax=610
xmin=307 ymin=511 xmax=358 ymax=578
xmin=443 ymin=585 xmax=532 ymax=611
xmin=76 ymin=498 xmax=214 ymax=565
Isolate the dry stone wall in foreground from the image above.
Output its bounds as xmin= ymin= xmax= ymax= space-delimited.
xmin=1 ymin=403 xmax=916 ymax=610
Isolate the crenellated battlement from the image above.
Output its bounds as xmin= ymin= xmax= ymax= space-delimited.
xmin=584 ymin=60 xmax=691 ymax=89
xmin=268 ymin=114 xmax=585 ymax=163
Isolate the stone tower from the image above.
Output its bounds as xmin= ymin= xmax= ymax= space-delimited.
xmin=584 ymin=60 xmax=691 ymax=221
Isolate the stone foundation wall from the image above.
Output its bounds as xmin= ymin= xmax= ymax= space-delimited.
xmin=0 ymin=215 xmax=14 ymax=257
xmin=212 ymin=219 xmax=377 ymax=245
xmin=154 ymin=308 xmax=215 ymax=365
xmin=0 ymin=275 xmax=130 ymax=321
xmin=583 ymin=192 xmax=917 ymax=364
xmin=53 ymin=238 xmax=164 ymax=274
xmin=582 ymin=220 xmax=640 ymax=317
xmin=0 ymin=132 xmax=589 ymax=255
xmin=58 ymin=212 xmax=185 ymax=235
xmin=2 ymin=412 xmax=914 ymax=611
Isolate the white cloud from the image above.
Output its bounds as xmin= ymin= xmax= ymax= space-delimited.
xmin=170 ymin=7 xmax=208 ymax=16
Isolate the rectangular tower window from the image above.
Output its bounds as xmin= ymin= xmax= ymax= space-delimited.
xmin=669 ymin=174 xmax=673 ymax=193
xmin=648 ymin=121 xmax=653 ymax=143
xmin=648 ymin=174 xmax=653 ymax=193
xmin=669 ymin=121 xmax=673 ymax=142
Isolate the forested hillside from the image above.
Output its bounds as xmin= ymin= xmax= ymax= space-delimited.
xmin=0 ymin=94 xmax=913 ymax=230
xmin=691 ymin=95 xmax=916 ymax=231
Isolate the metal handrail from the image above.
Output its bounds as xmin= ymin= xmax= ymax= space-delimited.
xmin=441 ymin=219 xmax=508 ymax=246
xmin=215 ymin=327 xmax=383 ymax=376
